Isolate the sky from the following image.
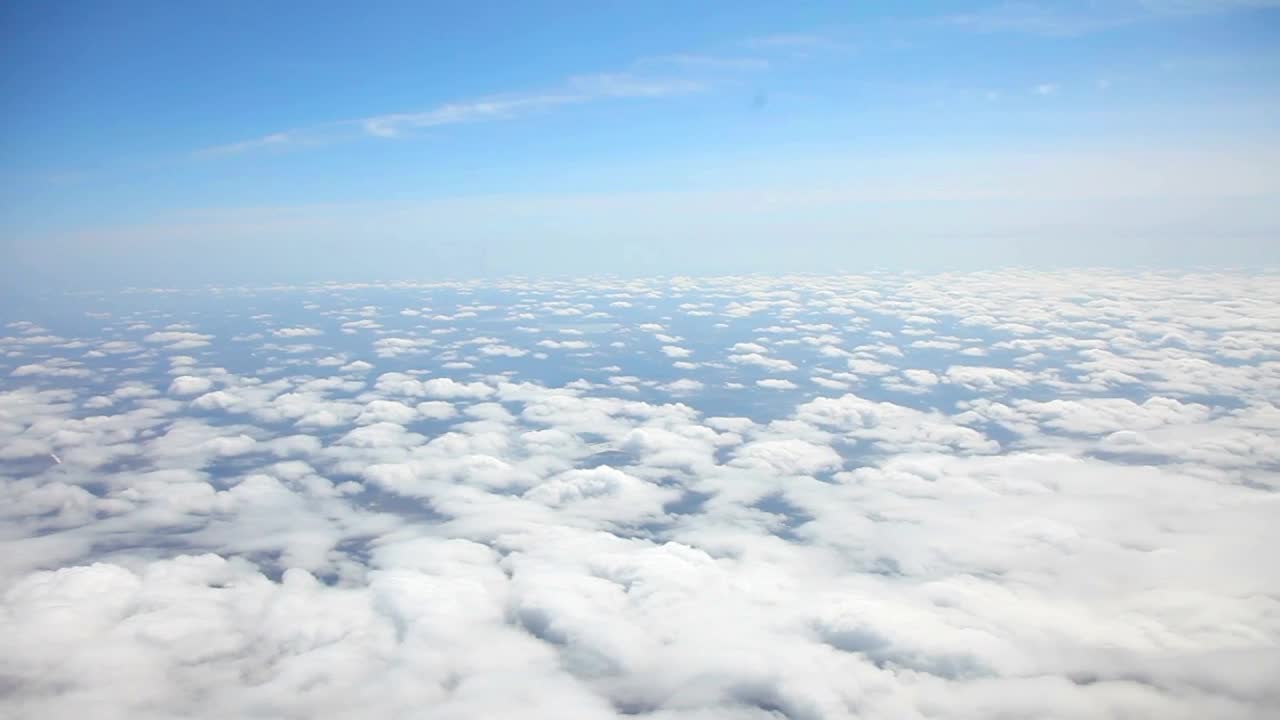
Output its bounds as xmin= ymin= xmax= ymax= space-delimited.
xmin=1 ymin=0 xmax=1279 ymax=288
xmin=3 ymin=6 xmax=1280 ymax=714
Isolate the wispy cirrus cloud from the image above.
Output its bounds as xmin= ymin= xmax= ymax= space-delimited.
xmin=944 ymin=3 xmax=1138 ymax=36
xmin=568 ymin=72 xmax=704 ymax=98
xmin=638 ymin=53 xmax=772 ymax=71
xmin=200 ymin=68 xmax=714 ymax=155
xmin=198 ymin=130 xmax=323 ymax=156
xmin=359 ymin=93 xmax=583 ymax=139
xmin=745 ymin=32 xmax=848 ymax=51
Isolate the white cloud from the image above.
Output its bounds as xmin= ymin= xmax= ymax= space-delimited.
xmin=191 ymin=389 xmax=241 ymax=411
xmin=143 ymin=331 xmax=213 ymax=350
xmin=478 ymin=344 xmax=528 ymax=358
xmin=272 ymin=326 xmax=323 ymax=338
xmin=944 ymin=365 xmax=1036 ymax=391
xmin=205 ymin=67 xmax=703 ymax=154
xmin=373 ymin=337 xmax=436 ymax=358
xmin=730 ymin=353 xmax=798 ymax=372
xmin=796 ymin=393 xmax=999 ymax=453
xmin=168 ymin=375 xmax=214 ymax=396
xmin=662 ymin=378 xmax=705 ymax=394
xmin=11 ymin=358 xmax=92 ymax=378
xmin=373 ymin=373 xmax=494 ymax=400
xmin=3 ymin=271 xmax=1279 ymax=719
xmin=730 ymin=437 xmax=842 ymax=475
xmin=355 ymin=400 xmax=419 ymax=425
xmin=363 ymin=93 xmax=582 ymax=138
xmin=538 ymin=339 xmax=593 ymax=350
xmin=416 ymin=400 xmax=458 ymax=420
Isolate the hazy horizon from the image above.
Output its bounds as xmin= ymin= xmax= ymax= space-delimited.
xmin=4 ymin=1 xmax=1280 ymax=290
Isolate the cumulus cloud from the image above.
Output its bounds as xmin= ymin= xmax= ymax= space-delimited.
xmin=10 ymin=358 xmax=92 ymax=378
xmin=538 ymin=339 xmax=593 ymax=350
xmin=796 ymin=393 xmax=998 ymax=453
xmin=272 ymin=326 xmax=324 ymax=338
xmin=2 ymin=270 xmax=1278 ymax=720
xmin=373 ymin=373 xmax=494 ymax=399
xmin=730 ymin=353 xmax=798 ymax=372
xmin=944 ymin=364 xmax=1037 ymax=391
xmin=143 ymin=330 xmax=214 ymax=350
xmin=373 ymin=337 xmax=436 ymax=357
xmin=168 ymin=375 xmax=214 ymax=396
xmin=661 ymin=378 xmax=705 ymax=394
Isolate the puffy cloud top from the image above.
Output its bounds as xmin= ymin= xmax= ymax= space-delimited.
xmin=1 ymin=270 xmax=1278 ymax=719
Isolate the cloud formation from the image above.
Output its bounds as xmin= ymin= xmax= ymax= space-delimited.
xmin=1 ymin=270 xmax=1278 ymax=719
xmin=203 ymin=68 xmax=710 ymax=155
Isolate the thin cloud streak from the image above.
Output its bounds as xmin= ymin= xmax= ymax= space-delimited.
xmin=639 ymin=53 xmax=772 ymax=71
xmin=197 ymin=130 xmax=320 ymax=157
xmin=200 ymin=71 xmax=711 ymax=156
xmin=745 ymin=32 xmax=850 ymax=51
xmin=361 ymin=94 xmax=585 ymax=139
xmin=944 ymin=4 xmax=1138 ymax=36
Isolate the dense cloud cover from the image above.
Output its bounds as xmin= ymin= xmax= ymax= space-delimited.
xmin=2 ymin=271 xmax=1278 ymax=719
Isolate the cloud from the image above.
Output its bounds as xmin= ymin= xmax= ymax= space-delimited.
xmin=661 ymin=378 xmax=705 ymax=394
xmin=2 ymin=271 xmax=1279 ymax=719
xmin=168 ymin=375 xmax=214 ymax=396
xmin=361 ymin=93 xmax=582 ymax=139
xmin=203 ymin=69 xmax=704 ymax=154
xmin=10 ymin=358 xmax=92 ymax=378
xmin=730 ymin=437 xmax=842 ymax=475
xmin=354 ymin=400 xmax=419 ymax=425
xmin=729 ymin=353 xmax=798 ymax=372
xmin=944 ymin=3 xmax=1136 ymax=35
xmin=944 ymin=365 xmax=1037 ymax=391
xmin=640 ymin=53 xmax=771 ymax=71
xmin=196 ymin=130 xmax=318 ymax=156
xmin=272 ymin=326 xmax=323 ymax=338
xmin=538 ymin=339 xmax=593 ymax=350
xmin=744 ymin=33 xmax=849 ymax=53
xmin=796 ymin=393 xmax=999 ymax=453
xmin=142 ymin=331 xmax=213 ymax=350
xmin=373 ymin=373 xmax=495 ymax=400
xmin=945 ymin=0 xmax=1280 ymax=38
xmin=566 ymin=72 xmax=702 ymax=98
xmin=373 ymin=337 xmax=436 ymax=358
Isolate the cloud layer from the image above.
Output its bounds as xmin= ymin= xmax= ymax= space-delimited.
xmin=2 ymin=271 xmax=1278 ymax=719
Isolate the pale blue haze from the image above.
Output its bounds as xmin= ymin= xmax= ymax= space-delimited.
xmin=2 ymin=0 xmax=1279 ymax=290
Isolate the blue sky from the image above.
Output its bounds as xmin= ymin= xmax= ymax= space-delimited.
xmin=2 ymin=0 xmax=1279 ymax=289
